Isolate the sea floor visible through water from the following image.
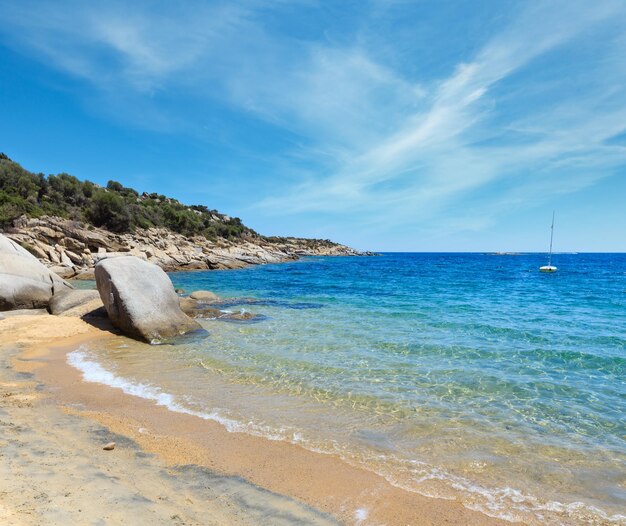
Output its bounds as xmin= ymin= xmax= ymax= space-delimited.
xmin=69 ymin=253 xmax=626 ymax=525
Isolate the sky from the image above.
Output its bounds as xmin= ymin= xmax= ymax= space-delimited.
xmin=0 ymin=0 xmax=625 ymax=252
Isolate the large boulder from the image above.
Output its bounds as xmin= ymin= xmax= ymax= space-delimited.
xmin=95 ymin=256 xmax=201 ymax=342
xmin=49 ymin=289 xmax=102 ymax=315
xmin=0 ymin=234 xmax=72 ymax=311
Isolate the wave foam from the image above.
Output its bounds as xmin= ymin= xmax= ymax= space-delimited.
xmin=68 ymin=347 xmax=290 ymax=440
xmin=67 ymin=346 xmax=626 ymax=526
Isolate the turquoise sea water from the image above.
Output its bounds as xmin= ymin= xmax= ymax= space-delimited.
xmin=70 ymin=254 xmax=626 ymax=524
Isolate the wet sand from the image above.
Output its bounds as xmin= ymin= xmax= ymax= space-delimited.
xmin=0 ymin=313 xmax=512 ymax=525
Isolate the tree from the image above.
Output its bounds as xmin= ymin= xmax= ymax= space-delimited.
xmin=106 ymin=180 xmax=124 ymax=192
xmin=87 ymin=190 xmax=131 ymax=232
xmin=0 ymin=154 xmax=260 ymax=241
xmin=82 ymin=180 xmax=95 ymax=198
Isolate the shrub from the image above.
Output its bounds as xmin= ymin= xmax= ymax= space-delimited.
xmin=86 ymin=189 xmax=132 ymax=232
xmin=0 ymin=154 xmax=262 ymax=242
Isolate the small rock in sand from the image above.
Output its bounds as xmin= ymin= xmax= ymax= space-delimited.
xmin=103 ymin=442 xmax=116 ymax=451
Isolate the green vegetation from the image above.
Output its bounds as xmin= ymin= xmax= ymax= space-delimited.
xmin=0 ymin=153 xmax=254 ymax=240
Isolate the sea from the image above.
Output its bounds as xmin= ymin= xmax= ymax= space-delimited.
xmin=68 ymin=253 xmax=626 ymax=525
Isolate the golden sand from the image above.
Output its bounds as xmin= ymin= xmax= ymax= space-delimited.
xmin=0 ymin=313 xmax=512 ymax=525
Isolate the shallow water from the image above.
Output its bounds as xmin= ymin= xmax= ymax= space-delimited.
xmin=70 ymin=253 xmax=626 ymax=524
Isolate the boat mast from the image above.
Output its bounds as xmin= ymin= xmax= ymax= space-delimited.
xmin=548 ymin=210 xmax=555 ymax=267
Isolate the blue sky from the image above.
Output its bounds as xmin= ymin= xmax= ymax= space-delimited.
xmin=1 ymin=0 xmax=625 ymax=252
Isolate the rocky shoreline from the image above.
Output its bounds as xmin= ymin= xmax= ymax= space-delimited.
xmin=2 ymin=215 xmax=367 ymax=280
xmin=0 ymin=229 xmax=337 ymax=342
xmin=0 ymin=211 xmax=372 ymax=340
xmin=0 ymin=234 xmax=510 ymax=526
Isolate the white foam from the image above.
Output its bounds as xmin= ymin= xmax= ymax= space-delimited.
xmin=354 ymin=507 xmax=369 ymax=525
xmin=67 ymin=346 xmax=626 ymax=526
xmin=68 ymin=347 xmax=293 ymax=440
xmin=368 ymin=455 xmax=626 ymax=525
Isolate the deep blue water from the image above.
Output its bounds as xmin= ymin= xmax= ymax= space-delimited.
xmin=76 ymin=253 xmax=626 ymax=524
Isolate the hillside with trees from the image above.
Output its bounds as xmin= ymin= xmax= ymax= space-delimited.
xmin=0 ymin=153 xmax=362 ymax=276
xmin=0 ymin=153 xmax=254 ymax=241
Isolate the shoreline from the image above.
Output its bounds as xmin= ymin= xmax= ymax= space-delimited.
xmin=3 ymin=215 xmax=369 ymax=281
xmin=0 ymin=313 xmax=510 ymax=526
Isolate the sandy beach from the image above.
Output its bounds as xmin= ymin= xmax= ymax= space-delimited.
xmin=2 ymin=0 xmax=625 ymax=521
xmin=0 ymin=312 xmax=511 ymax=526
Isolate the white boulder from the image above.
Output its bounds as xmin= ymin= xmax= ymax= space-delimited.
xmin=0 ymin=234 xmax=72 ymax=311
xmin=95 ymin=256 xmax=201 ymax=342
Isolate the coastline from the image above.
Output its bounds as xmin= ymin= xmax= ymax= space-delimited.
xmin=2 ymin=215 xmax=367 ymax=280
xmin=0 ymin=313 xmax=510 ymax=526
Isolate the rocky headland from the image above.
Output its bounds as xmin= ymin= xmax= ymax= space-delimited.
xmin=0 ymin=153 xmax=371 ymax=341
xmin=0 ymin=152 xmax=370 ymax=338
xmin=0 ymin=153 xmax=369 ymax=280
xmin=3 ymin=215 xmax=362 ymax=280
xmin=0 ymin=231 xmax=285 ymax=341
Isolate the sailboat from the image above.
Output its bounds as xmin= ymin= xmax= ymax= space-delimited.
xmin=539 ymin=211 xmax=557 ymax=272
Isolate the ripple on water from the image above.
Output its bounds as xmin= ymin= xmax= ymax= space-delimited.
xmin=86 ymin=254 xmax=626 ymax=524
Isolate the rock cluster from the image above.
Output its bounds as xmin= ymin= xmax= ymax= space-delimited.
xmin=3 ymin=216 xmax=363 ymax=279
xmin=177 ymin=295 xmax=262 ymax=322
xmin=1 ymin=215 xmax=366 ymax=341
xmin=0 ymin=233 xmax=72 ymax=311
xmin=1 ymin=234 xmax=206 ymax=342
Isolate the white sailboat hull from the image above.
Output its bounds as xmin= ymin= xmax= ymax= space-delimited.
xmin=539 ymin=211 xmax=557 ymax=272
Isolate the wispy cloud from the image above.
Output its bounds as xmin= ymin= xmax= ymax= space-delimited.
xmin=1 ymin=0 xmax=625 ymax=245
xmin=1 ymin=1 xmax=251 ymax=90
xmin=258 ymin=1 xmax=626 ymax=227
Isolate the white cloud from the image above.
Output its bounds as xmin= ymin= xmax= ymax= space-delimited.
xmin=254 ymin=0 xmax=626 ymax=235
xmin=1 ymin=0 xmax=626 ymax=241
xmin=1 ymin=0 xmax=252 ymax=91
